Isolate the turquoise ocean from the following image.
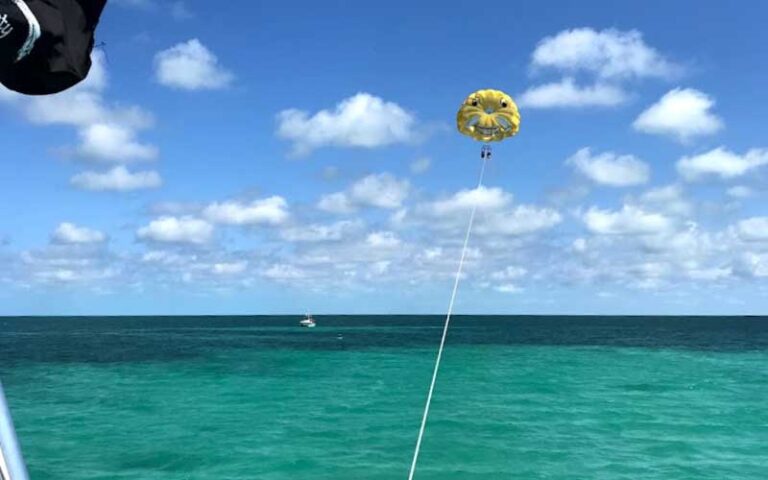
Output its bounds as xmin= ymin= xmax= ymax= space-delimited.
xmin=1 ymin=315 xmax=767 ymax=479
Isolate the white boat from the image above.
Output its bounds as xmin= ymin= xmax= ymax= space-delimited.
xmin=299 ymin=313 xmax=316 ymax=328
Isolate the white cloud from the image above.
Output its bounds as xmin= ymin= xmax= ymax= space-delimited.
xmin=141 ymin=250 xmax=189 ymax=265
xmin=319 ymin=173 xmax=409 ymax=213
xmin=572 ymin=238 xmax=588 ymax=253
xmin=137 ymin=216 xmax=214 ymax=244
xmin=76 ymin=123 xmax=158 ymax=162
xmin=633 ymin=88 xmax=723 ymax=142
xmin=491 ymin=266 xmax=527 ymax=281
xmin=13 ymin=67 xmax=151 ymax=129
xmin=495 ymin=283 xmax=523 ymax=294
xmin=410 ymin=157 xmax=432 ymax=174
xmin=478 ymin=206 xmax=562 ymax=236
xmin=519 ymin=78 xmax=627 ymax=108
xmin=1 ymin=52 xmax=157 ymax=163
xmin=276 ymin=93 xmax=418 ymax=155
xmin=636 ymin=185 xmax=692 ymax=217
xmin=686 ymin=267 xmax=732 ymax=281
xmin=531 ymin=28 xmax=678 ymax=79
xmin=677 ymin=147 xmax=768 ymax=181
xmin=739 ymin=253 xmax=768 ymax=278
xmin=567 ymin=148 xmax=650 ymax=186
xmin=51 ymin=223 xmax=107 ymax=244
xmin=366 ymin=231 xmax=401 ymax=249
xmin=350 ymin=173 xmax=410 ymax=209
xmin=736 ymin=217 xmax=768 ymax=242
xmin=33 ymin=268 xmax=117 ymax=284
xmin=317 ymin=192 xmax=356 ymax=214
xmin=414 ymin=186 xmax=560 ymax=237
xmin=71 ymin=166 xmax=162 ymax=192
xmin=281 ymin=220 xmax=362 ymax=242
xmin=263 ymin=264 xmax=308 ymax=281
xmin=154 ymin=39 xmax=234 ymax=90
xmin=203 ymin=196 xmax=290 ymax=226
xmin=11 ymin=241 xmax=126 ymax=289
xmin=727 ymin=186 xmax=754 ymax=198
xmin=430 ymin=186 xmax=512 ymax=216
xmin=581 ymin=205 xmax=673 ymax=235
xmin=212 ymin=262 xmax=247 ymax=275
xmin=370 ymin=260 xmax=391 ymax=275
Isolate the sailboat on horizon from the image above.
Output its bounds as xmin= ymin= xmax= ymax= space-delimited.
xmin=299 ymin=312 xmax=316 ymax=328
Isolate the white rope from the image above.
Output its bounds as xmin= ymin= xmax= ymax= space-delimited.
xmin=408 ymin=153 xmax=488 ymax=480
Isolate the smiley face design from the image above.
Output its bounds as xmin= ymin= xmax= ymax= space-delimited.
xmin=457 ymin=89 xmax=521 ymax=142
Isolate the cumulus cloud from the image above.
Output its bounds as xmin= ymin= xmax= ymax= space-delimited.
xmin=633 ymin=88 xmax=723 ymax=142
xmin=276 ymin=93 xmax=420 ymax=155
xmin=319 ymin=173 xmax=409 ymax=213
xmin=735 ymin=217 xmax=768 ymax=242
xmin=491 ymin=266 xmax=527 ymax=281
xmin=366 ymin=231 xmax=402 ymax=249
xmin=677 ymin=147 xmax=768 ymax=181
xmin=75 ymin=123 xmax=158 ymax=162
xmin=137 ymin=217 xmax=214 ymax=244
xmin=636 ymin=185 xmax=693 ymax=217
xmin=281 ymin=220 xmax=362 ymax=242
xmin=203 ymin=196 xmax=290 ymax=226
xmin=71 ymin=166 xmax=162 ymax=192
xmin=1 ymin=52 xmax=157 ymax=165
xmin=429 ymin=186 xmax=512 ymax=216
xmin=739 ymin=253 xmax=768 ymax=278
xmin=727 ymin=186 xmax=754 ymax=198
xmin=263 ymin=264 xmax=308 ymax=281
xmin=581 ymin=205 xmax=673 ymax=235
xmin=349 ymin=173 xmax=410 ymax=209
xmin=33 ymin=267 xmax=118 ymax=284
xmin=317 ymin=192 xmax=356 ymax=214
xmin=567 ymin=148 xmax=650 ymax=187
xmin=51 ymin=223 xmax=107 ymax=244
xmin=531 ymin=28 xmax=678 ymax=79
xmin=415 ymin=186 xmax=561 ymax=237
xmin=495 ymin=283 xmax=523 ymax=294
xmin=11 ymin=241 xmax=124 ymax=288
xmin=141 ymin=250 xmax=189 ymax=265
xmin=154 ymin=39 xmax=234 ymax=90
xmin=3 ymin=55 xmax=149 ymax=128
xmin=211 ymin=262 xmax=247 ymax=275
xmin=519 ymin=78 xmax=627 ymax=108
xmin=477 ymin=206 xmax=563 ymax=236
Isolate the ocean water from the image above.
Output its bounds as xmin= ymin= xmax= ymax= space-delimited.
xmin=1 ymin=315 xmax=767 ymax=480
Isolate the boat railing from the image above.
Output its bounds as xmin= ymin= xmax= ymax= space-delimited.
xmin=0 ymin=381 xmax=29 ymax=480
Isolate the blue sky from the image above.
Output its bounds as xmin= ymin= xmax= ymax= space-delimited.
xmin=2 ymin=1 xmax=768 ymax=315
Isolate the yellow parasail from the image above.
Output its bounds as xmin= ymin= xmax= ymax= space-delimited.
xmin=456 ymin=89 xmax=521 ymax=142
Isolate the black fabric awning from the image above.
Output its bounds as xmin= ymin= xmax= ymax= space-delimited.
xmin=0 ymin=0 xmax=107 ymax=95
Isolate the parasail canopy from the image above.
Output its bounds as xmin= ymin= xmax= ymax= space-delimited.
xmin=456 ymin=88 xmax=521 ymax=142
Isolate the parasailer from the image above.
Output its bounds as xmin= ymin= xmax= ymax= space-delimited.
xmin=408 ymin=88 xmax=521 ymax=480
xmin=0 ymin=0 xmax=107 ymax=95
